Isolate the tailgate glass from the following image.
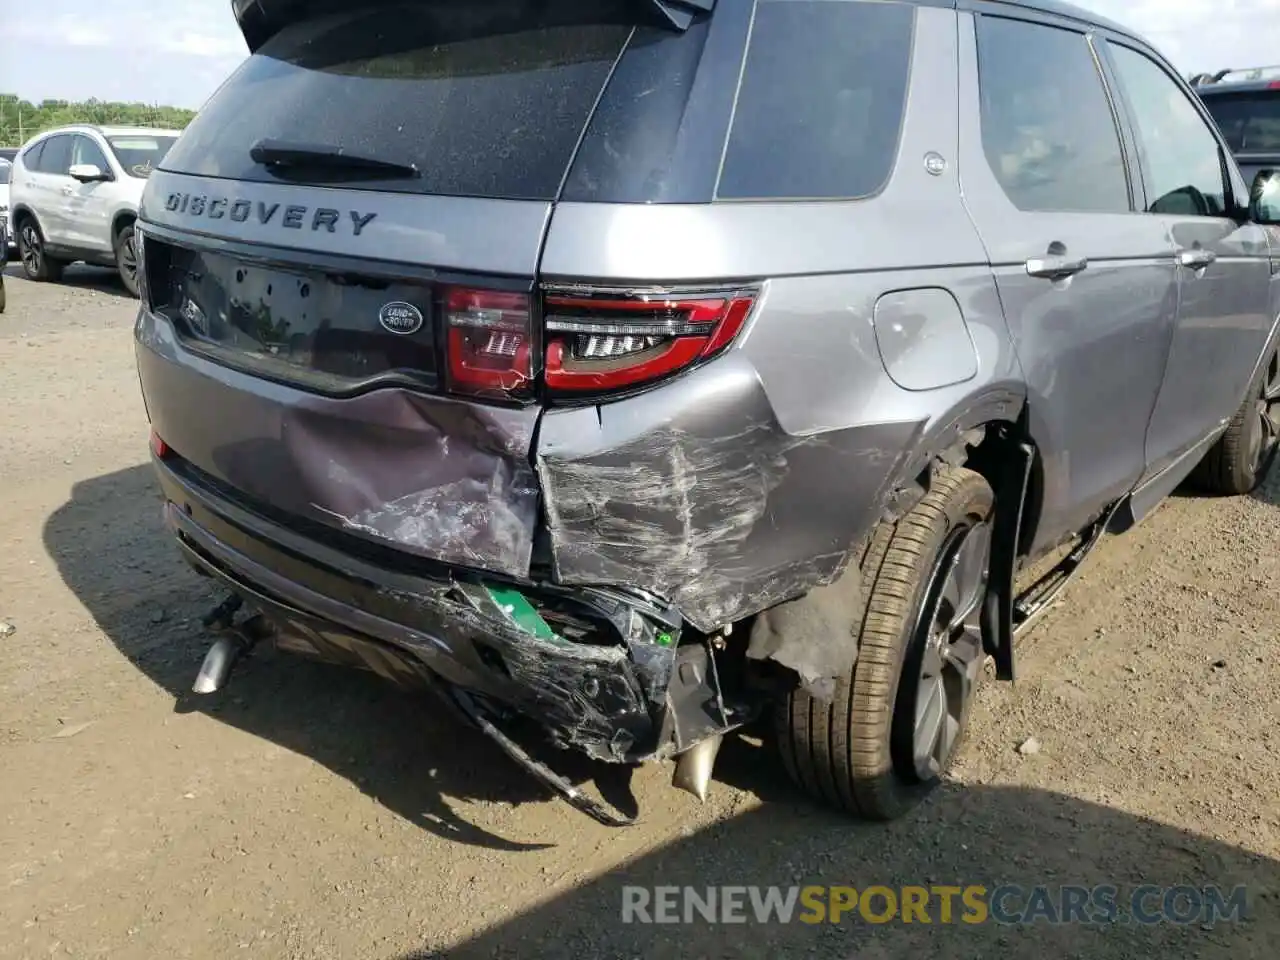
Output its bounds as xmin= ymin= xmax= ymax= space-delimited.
xmin=159 ymin=1 xmax=634 ymax=200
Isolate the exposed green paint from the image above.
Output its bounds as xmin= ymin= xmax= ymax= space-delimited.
xmin=486 ymin=586 xmax=568 ymax=646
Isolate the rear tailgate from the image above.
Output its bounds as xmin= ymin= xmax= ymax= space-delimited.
xmin=136 ymin=0 xmax=643 ymax=577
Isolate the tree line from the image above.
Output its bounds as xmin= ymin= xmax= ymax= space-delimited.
xmin=0 ymin=94 xmax=196 ymax=147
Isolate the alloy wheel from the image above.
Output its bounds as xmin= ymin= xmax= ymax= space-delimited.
xmin=118 ymin=232 xmax=138 ymax=287
xmin=908 ymin=518 xmax=992 ymax=780
xmin=20 ymin=224 xmax=41 ymax=275
xmin=1250 ymin=352 xmax=1280 ymax=474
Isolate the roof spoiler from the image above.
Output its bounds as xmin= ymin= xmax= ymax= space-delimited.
xmin=231 ymin=0 xmax=714 ymax=53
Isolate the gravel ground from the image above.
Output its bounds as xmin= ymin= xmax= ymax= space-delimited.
xmin=0 ymin=264 xmax=1277 ymax=959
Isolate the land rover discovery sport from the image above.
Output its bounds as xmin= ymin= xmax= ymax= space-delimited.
xmin=133 ymin=0 xmax=1280 ymax=824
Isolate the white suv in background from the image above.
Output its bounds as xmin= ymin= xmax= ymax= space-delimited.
xmin=0 ymin=157 xmax=12 ymax=253
xmin=9 ymin=125 xmax=181 ymax=297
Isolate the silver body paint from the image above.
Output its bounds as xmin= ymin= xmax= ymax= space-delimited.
xmin=134 ymin=0 xmax=1279 ymax=758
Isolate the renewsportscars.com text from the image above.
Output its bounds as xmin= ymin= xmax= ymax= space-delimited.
xmin=620 ymin=884 xmax=1249 ymax=926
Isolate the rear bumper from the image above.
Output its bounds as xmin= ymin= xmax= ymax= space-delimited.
xmin=154 ymin=453 xmax=741 ymax=762
xmin=136 ymin=307 xmax=923 ymax=635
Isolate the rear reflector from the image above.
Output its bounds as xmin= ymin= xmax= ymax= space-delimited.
xmin=151 ymin=430 xmax=171 ymax=460
xmin=543 ymin=293 xmax=755 ymax=394
xmin=444 ymin=287 xmax=534 ymax=400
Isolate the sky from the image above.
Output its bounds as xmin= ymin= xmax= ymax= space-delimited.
xmin=2 ymin=0 xmax=1280 ymax=109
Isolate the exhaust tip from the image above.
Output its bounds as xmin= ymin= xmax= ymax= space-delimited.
xmin=192 ymin=635 xmax=245 ymax=695
xmin=671 ymin=735 xmax=723 ymax=803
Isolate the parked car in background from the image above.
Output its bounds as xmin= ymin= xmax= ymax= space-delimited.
xmin=8 ymin=125 xmax=180 ymax=296
xmin=1192 ymin=65 xmax=1280 ymax=186
xmin=0 ymin=212 xmax=8 ymax=314
xmin=0 ymin=157 xmax=11 ymax=253
xmin=135 ymin=0 xmax=1280 ymax=826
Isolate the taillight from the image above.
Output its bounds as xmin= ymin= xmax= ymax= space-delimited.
xmin=134 ymin=227 xmax=149 ymax=306
xmin=443 ymin=287 xmax=534 ymax=400
xmin=542 ymin=292 xmax=756 ymax=394
xmin=151 ymin=429 xmax=170 ymax=460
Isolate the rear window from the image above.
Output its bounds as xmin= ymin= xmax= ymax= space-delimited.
xmin=160 ymin=0 xmax=635 ymax=201
xmin=715 ymin=0 xmax=915 ymax=200
xmin=1201 ymin=92 xmax=1280 ymax=153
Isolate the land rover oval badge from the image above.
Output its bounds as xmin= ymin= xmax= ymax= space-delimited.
xmin=378 ymin=301 xmax=424 ymax=335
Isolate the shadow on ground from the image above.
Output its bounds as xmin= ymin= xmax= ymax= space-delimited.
xmin=397 ymin=783 xmax=1278 ymax=959
xmin=42 ymin=467 xmax=1280 ymax=957
xmin=3 ymin=261 xmax=133 ymax=299
xmin=41 ymin=464 xmax=750 ymax=850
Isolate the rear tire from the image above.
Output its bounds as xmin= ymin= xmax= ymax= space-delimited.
xmin=775 ymin=467 xmax=994 ymax=820
xmin=17 ymin=218 xmax=64 ymax=283
xmin=114 ymin=222 xmax=140 ymax=298
xmin=1192 ymin=348 xmax=1280 ymax=496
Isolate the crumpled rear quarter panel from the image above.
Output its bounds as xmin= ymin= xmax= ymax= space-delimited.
xmin=536 ymin=355 xmax=924 ymax=632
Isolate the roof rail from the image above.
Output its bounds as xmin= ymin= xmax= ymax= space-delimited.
xmin=232 ymin=0 xmax=714 ymax=52
xmin=1191 ymin=64 xmax=1280 ymax=86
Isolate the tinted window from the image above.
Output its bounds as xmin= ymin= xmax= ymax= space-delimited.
xmin=1110 ymin=44 xmax=1227 ymax=216
xmin=716 ymin=0 xmax=914 ymax=200
xmin=0 ymin=158 xmax=10 ymax=184
xmin=20 ymin=140 xmax=45 ymax=172
xmin=160 ymin=0 xmax=634 ymax=200
xmin=976 ymin=17 xmax=1130 ymax=214
xmin=563 ymin=18 xmax=726 ymax=203
xmin=1202 ymin=92 xmax=1280 ymax=153
xmin=36 ymin=135 xmax=72 ymax=176
xmin=108 ymin=135 xmax=177 ymax=178
xmin=71 ymin=135 xmax=110 ymax=171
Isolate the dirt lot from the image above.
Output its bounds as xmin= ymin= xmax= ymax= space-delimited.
xmin=0 ymin=263 xmax=1277 ymax=959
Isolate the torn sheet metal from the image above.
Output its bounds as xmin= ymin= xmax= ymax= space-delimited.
xmin=536 ymin=354 xmax=925 ymax=633
xmin=136 ymin=311 xmax=541 ymax=578
xmin=744 ymin=555 xmax=864 ymax=701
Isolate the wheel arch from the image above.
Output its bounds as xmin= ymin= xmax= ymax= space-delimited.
xmin=110 ymin=207 xmax=139 ymax=244
xmin=10 ymin=203 xmax=45 ymax=234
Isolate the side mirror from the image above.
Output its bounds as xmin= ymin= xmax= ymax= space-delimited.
xmin=69 ymin=163 xmax=110 ymax=183
xmin=1249 ymin=169 xmax=1280 ymax=224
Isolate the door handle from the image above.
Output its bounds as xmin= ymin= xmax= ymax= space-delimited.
xmin=1177 ymin=248 xmax=1216 ymax=269
xmin=1025 ymin=255 xmax=1088 ymax=280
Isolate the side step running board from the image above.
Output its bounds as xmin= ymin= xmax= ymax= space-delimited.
xmin=1011 ymin=500 xmax=1123 ymax=638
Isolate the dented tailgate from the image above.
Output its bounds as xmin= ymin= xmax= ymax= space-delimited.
xmin=136 ymin=308 xmax=543 ymax=578
xmin=135 ymin=168 xmax=552 ymax=578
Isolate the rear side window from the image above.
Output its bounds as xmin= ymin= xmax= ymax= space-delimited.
xmin=160 ymin=1 xmax=634 ymax=200
xmin=20 ymin=141 xmax=44 ymax=172
xmin=716 ymin=0 xmax=915 ymax=201
xmin=1201 ymin=92 xmax=1280 ymax=153
xmin=975 ymin=16 xmax=1130 ymax=214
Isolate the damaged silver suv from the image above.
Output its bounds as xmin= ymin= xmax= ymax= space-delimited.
xmin=134 ymin=0 xmax=1280 ymax=824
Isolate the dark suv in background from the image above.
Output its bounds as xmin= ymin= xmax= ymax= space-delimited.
xmin=1193 ymin=65 xmax=1280 ymax=185
xmin=133 ymin=0 xmax=1280 ymax=825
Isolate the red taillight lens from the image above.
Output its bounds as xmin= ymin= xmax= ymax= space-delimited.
xmin=151 ymin=429 xmax=170 ymax=459
xmin=542 ymin=293 xmax=755 ymax=394
xmin=444 ymin=287 xmax=534 ymax=400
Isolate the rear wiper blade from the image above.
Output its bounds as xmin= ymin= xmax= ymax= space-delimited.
xmin=249 ymin=138 xmax=420 ymax=179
